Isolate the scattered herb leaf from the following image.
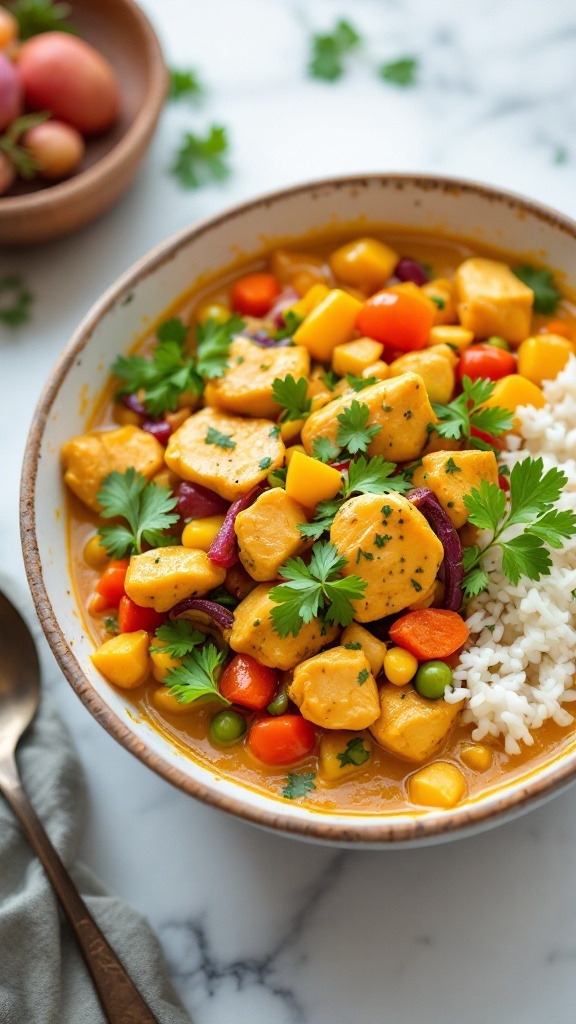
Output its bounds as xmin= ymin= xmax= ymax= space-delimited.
xmin=0 ymin=273 xmax=34 ymax=326
xmin=337 ymin=736 xmax=370 ymax=767
xmin=168 ymin=67 xmax=204 ymax=101
xmin=336 ymin=399 xmax=381 ymax=455
xmin=171 ymin=124 xmax=230 ymax=189
xmin=151 ymin=620 xmax=205 ymax=658
xmin=272 ymin=374 xmax=312 ymax=422
xmin=269 ymin=540 xmax=367 ymax=637
xmin=97 ymin=469 xmax=179 ymax=558
xmin=282 ymin=772 xmax=317 ymax=799
xmin=379 ymin=56 xmax=418 ymax=87
xmin=205 ymin=426 xmax=236 ymax=450
xmin=9 ymin=0 xmax=75 ymax=39
xmin=164 ymin=644 xmax=228 ymax=704
xmin=309 ymin=19 xmax=361 ymax=81
xmin=433 ymin=376 xmax=514 ymax=449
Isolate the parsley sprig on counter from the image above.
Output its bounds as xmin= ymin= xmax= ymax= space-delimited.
xmin=164 ymin=644 xmax=229 ymax=705
xmin=379 ymin=56 xmax=418 ymax=86
xmin=432 ymin=376 xmax=513 ymax=449
xmin=97 ymin=469 xmax=179 ymax=558
xmin=0 ymin=273 xmax=34 ymax=326
xmin=168 ymin=67 xmax=204 ymax=101
xmin=269 ymin=541 xmax=367 ymax=637
xmin=171 ymin=124 xmax=230 ymax=189
xmin=461 ymin=457 xmax=576 ymax=600
xmin=308 ymin=19 xmax=360 ymax=81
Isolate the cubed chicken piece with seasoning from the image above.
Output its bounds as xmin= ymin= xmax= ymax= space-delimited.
xmin=62 ymin=425 xmax=164 ymax=512
xmin=455 ymin=258 xmax=534 ymax=343
xmin=301 ymin=372 xmax=436 ymax=464
xmin=205 ymin=336 xmax=310 ymax=419
xmin=388 ymin=345 xmax=457 ymax=405
xmin=165 ymin=407 xmax=284 ymax=502
xmin=234 ymin=487 xmax=309 ymax=581
xmin=330 ymin=493 xmax=444 ymax=621
xmin=229 ymin=584 xmax=339 ymax=671
xmin=411 ymin=449 xmax=499 ymax=528
xmin=289 ymin=647 xmax=380 ymax=730
xmin=124 ymin=547 xmax=226 ymax=613
xmin=370 ymin=683 xmax=461 ymax=763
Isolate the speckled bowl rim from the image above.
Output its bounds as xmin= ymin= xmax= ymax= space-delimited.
xmin=20 ymin=173 xmax=576 ymax=845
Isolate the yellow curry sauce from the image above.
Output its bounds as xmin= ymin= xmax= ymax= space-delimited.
xmin=65 ymin=230 xmax=576 ymax=815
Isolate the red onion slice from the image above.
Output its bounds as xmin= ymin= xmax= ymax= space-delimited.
xmin=177 ymin=481 xmax=230 ymax=520
xmin=408 ymin=487 xmax=464 ymax=612
xmin=208 ymin=483 xmax=266 ymax=568
xmin=395 ymin=257 xmax=429 ymax=286
xmin=169 ymin=597 xmax=234 ymax=640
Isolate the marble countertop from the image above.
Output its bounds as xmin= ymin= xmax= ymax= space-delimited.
xmin=2 ymin=0 xmax=576 ymax=1020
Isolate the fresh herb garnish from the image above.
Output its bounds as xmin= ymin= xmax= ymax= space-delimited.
xmin=298 ymin=455 xmax=410 ymax=541
xmin=445 ymin=457 xmax=461 ymax=474
xmin=268 ymin=466 xmax=287 ymax=488
xmin=272 ymin=375 xmax=312 ymax=421
xmin=151 ymin=620 xmax=205 ymax=658
xmin=308 ymin=19 xmax=361 ymax=81
xmin=196 ymin=314 xmax=244 ymax=379
xmin=164 ymin=644 xmax=229 ymax=704
xmin=282 ymin=772 xmax=317 ymax=799
xmin=273 ymin=310 xmax=303 ymax=341
xmin=379 ymin=56 xmax=418 ymax=86
xmin=171 ymin=124 xmax=230 ymax=189
xmin=97 ymin=469 xmax=179 ymax=558
xmin=205 ymin=426 xmax=236 ymax=450
xmin=168 ymin=67 xmax=204 ymax=101
xmin=461 ymin=457 xmax=576 ymax=600
xmin=103 ymin=615 xmax=118 ymax=635
xmin=0 ymin=273 xmax=34 ymax=326
xmin=269 ymin=540 xmax=367 ymax=637
xmin=336 ymin=400 xmax=381 ymax=455
xmin=312 ymin=436 xmax=341 ymax=463
xmin=259 ymin=456 xmax=272 ymax=471
xmin=431 ymin=295 xmax=445 ymax=310
xmin=512 ymin=264 xmax=561 ymax=314
xmin=357 ymin=667 xmax=370 ymax=683
xmin=10 ymin=0 xmax=75 ymax=38
xmin=344 ymin=641 xmax=362 ymax=650
xmin=346 ymin=374 xmax=379 ymax=392
xmin=432 ymin=376 xmax=514 ymax=449
xmin=337 ymin=736 xmax=370 ymax=767
xmin=322 ymin=369 xmax=341 ymax=391
xmin=112 ymin=317 xmax=202 ymax=417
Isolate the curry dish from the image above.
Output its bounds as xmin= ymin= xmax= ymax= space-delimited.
xmin=63 ymin=232 xmax=576 ymax=813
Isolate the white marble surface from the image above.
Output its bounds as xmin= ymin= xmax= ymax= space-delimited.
xmin=3 ymin=0 xmax=576 ymax=1020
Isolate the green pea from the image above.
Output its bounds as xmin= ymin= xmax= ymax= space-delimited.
xmin=267 ymin=689 xmax=289 ymax=716
xmin=485 ymin=335 xmax=510 ymax=351
xmin=414 ymin=660 xmax=453 ymax=700
xmin=209 ymin=709 xmax=247 ymax=746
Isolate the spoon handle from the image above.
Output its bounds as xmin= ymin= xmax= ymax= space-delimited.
xmin=0 ymin=757 xmax=161 ymax=1024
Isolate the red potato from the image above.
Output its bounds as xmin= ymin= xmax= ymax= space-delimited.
xmin=0 ymin=150 xmax=15 ymax=194
xmin=0 ymin=52 xmax=23 ymax=132
xmin=0 ymin=8 xmax=18 ymax=49
xmin=23 ymin=119 xmax=85 ymax=180
xmin=17 ymin=32 xmax=120 ymax=135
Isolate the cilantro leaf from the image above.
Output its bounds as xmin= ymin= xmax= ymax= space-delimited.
xmin=104 ymin=615 xmax=118 ymax=635
xmin=0 ymin=274 xmax=34 ymax=326
xmin=10 ymin=0 xmax=76 ymax=39
xmin=379 ymin=56 xmax=418 ymax=86
xmin=433 ymin=375 xmax=513 ymax=448
xmin=337 ymin=736 xmax=370 ymax=768
xmin=309 ymin=19 xmax=361 ymax=81
xmin=274 ymin=310 xmax=303 ymax=341
xmin=112 ymin=317 xmax=202 ymax=417
xmin=513 ymin=264 xmax=561 ymax=314
xmin=464 ymin=479 xmax=507 ymax=532
xmin=168 ymin=67 xmax=204 ymax=101
xmin=282 ymin=772 xmax=317 ymax=799
xmin=344 ymin=455 xmax=411 ymax=496
xmin=268 ymin=466 xmax=287 ymax=488
xmin=500 ymin=535 xmax=552 ymax=585
xmin=164 ymin=644 xmax=229 ymax=704
xmin=171 ymin=124 xmax=230 ymax=189
xmin=312 ymin=437 xmax=341 ymax=463
xmin=346 ymin=374 xmax=379 ymax=392
xmin=507 ymin=457 xmax=565 ymax=527
xmin=272 ymin=375 xmax=312 ymax=421
xmin=151 ymin=620 xmax=205 ymax=658
xmin=297 ymin=498 xmax=343 ymax=541
xmin=322 ymin=370 xmax=341 ymax=391
xmin=462 ymin=566 xmax=490 ymax=601
xmin=336 ymin=400 xmax=381 ymax=455
xmin=269 ymin=540 xmax=367 ymax=637
xmin=97 ymin=469 xmax=179 ymax=558
xmin=196 ymin=314 xmax=244 ymax=379
xmin=529 ymin=507 xmax=576 ymax=549
xmin=205 ymin=426 xmax=235 ymax=450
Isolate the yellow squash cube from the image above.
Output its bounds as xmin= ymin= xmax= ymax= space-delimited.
xmin=91 ymin=630 xmax=150 ymax=689
xmin=517 ymin=334 xmax=574 ymax=386
xmin=482 ymin=374 xmax=545 ymax=431
xmin=293 ymin=289 xmax=363 ymax=362
xmin=279 ymin=415 xmax=305 ymax=444
xmin=319 ymin=731 xmax=373 ymax=781
xmin=181 ymin=515 xmax=226 ymax=552
xmin=408 ymin=761 xmax=467 ymax=809
xmin=332 ymin=337 xmax=384 ymax=377
xmin=285 ymin=450 xmax=342 ymax=509
xmin=455 ymin=258 xmax=534 ymax=343
xmin=428 ymin=324 xmax=475 ymax=353
xmin=150 ymin=642 xmax=181 ymax=683
xmin=288 ymin=283 xmax=331 ymax=320
xmin=388 ymin=347 xmax=456 ymax=405
xmin=329 ymin=237 xmax=398 ymax=292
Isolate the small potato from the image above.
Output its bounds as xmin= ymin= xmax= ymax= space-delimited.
xmin=18 ymin=32 xmax=120 ymax=135
xmin=23 ymin=119 xmax=85 ymax=179
xmin=0 ymin=52 xmax=23 ymax=132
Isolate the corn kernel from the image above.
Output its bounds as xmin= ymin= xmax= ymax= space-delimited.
xmin=428 ymin=324 xmax=475 ymax=353
xmin=293 ymin=290 xmax=363 ymax=362
xmin=408 ymin=761 xmax=467 ymax=809
xmin=517 ymin=334 xmax=574 ymax=387
xmin=196 ymin=301 xmax=230 ymax=325
xmin=181 ymin=515 xmax=226 ymax=552
xmin=83 ymin=534 xmax=109 ymax=570
xmin=285 ymin=450 xmax=342 ymax=508
xmin=482 ymin=374 xmax=545 ymax=431
xmin=332 ymin=337 xmax=384 ymax=377
xmin=460 ymin=742 xmax=492 ymax=773
xmin=288 ymin=283 xmax=331 ymax=321
xmin=329 ymin=237 xmax=398 ymax=292
xmin=384 ymin=646 xmax=418 ymax=686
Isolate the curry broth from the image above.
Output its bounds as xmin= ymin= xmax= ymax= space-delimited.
xmin=67 ymin=230 xmax=576 ymax=814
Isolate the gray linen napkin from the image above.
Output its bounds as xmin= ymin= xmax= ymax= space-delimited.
xmin=0 ymin=687 xmax=192 ymax=1024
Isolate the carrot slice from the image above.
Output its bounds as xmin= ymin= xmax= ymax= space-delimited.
xmin=389 ymin=608 xmax=469 ymax=660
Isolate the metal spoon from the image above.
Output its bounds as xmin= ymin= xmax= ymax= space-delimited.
xmin=0 ymin=591 xmax=161 ymax=1024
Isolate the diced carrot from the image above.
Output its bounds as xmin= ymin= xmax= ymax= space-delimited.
xmin=117 ymin=595 xmax=166 ymax=634
xmin=219 ymin=653 xmax=278 ymax=710
xmin=94 ymin=559 xmax=129 ymax=609
xmin=539 ymin=319 xmax=572 ymax=339
xmin=248 ymin=715 xmax=316 ymax=765
xmin=389 ymin=608 xmax=470 ymax=660
xmin=231 ymin=273 xmax=281 ymax=317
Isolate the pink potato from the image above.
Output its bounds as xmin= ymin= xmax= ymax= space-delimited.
xmin=0 ymin=52 xmax=23 ymax=132
xmin=17 ymin=32 xmax=120 ymax=135
xmin=23 ymin=119 xmax=85 ymax=179
xmin=0 ymin=151 xmax=15 ymax=194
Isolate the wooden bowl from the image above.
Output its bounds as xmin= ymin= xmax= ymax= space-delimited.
xmin=0 ymin=0 xmax=167 ymax=245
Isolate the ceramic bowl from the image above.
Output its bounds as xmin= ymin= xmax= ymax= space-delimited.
xmin=20 ymin=174 xmax=576 ymax=846
xmin=0 ymin=0 xmax=167 ymax=245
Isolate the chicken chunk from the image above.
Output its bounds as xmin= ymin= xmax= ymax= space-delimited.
xmin=229 ymin=584 xmax=339 ymax=670
xmin=289 ymin=647 xmax=380 ymax=730
xmin=330 ymin=493 xmax=443 ymax=621
xmin=388 ymin=346 xmax=456 ymax=405
xmin=124 ymin=546 xmax=225 ymax=613
xmin=369 ymin=683 xmax=460 ymax=763
xmin=455 ymin=258 xmax=534 ymax=343
xmin=165 ymin=407 xmax=284 ymax=502
xmin=62 ymin=425 xmax=164 ymax=512
xmin=412 ymin=449 xmax=499 ymax=528
xmin=234 ymin=487 xmax=308 ymax=581
xmin=206 ymin=336 xmax=310 ymax=419
xmin=301 ymin=372 xmax=436 ymax=464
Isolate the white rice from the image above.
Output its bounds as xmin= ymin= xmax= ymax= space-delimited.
xmin=445 ymin=356 xmax=576 ymax=754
